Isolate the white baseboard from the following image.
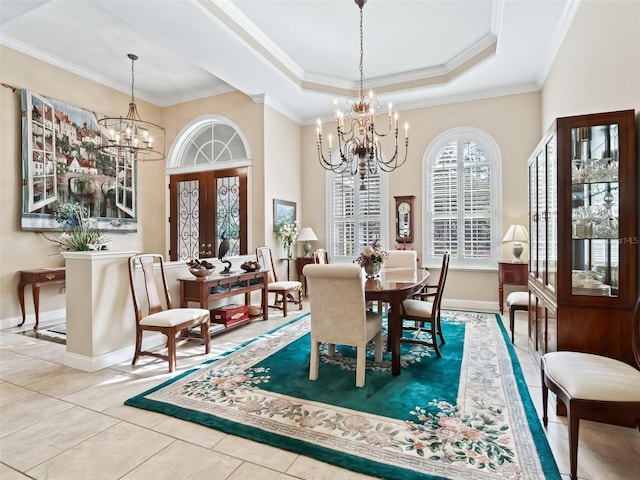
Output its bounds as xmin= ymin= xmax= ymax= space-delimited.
xmin=0 ymin=309 xmax=66 ymax=331
xmin=441 ymin=299 xmax=500 ymax=314
xmin=63 ymin=333 xmax=166 ymax=372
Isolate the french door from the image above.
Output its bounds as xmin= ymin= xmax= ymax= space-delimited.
xmin=169 ymin=168 xmax=247 ymax=261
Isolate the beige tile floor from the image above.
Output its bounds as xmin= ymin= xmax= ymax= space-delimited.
xmin=1 ymin=306 xmax=639 ymax=480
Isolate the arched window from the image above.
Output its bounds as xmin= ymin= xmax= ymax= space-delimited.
xmin=326 ymin=168 xmax=389 ymax=263
xmin=167 ymin=116 xmax=251 ymax=261
xmin=423 ymin=127 xmax=501 ymax=269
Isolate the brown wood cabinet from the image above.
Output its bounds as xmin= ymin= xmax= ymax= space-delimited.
xmin=528 ymin=110 xmax=637 ymax=368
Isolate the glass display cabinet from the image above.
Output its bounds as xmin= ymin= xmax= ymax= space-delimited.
xmin=528 ymin=110 xmax=637 ymax=366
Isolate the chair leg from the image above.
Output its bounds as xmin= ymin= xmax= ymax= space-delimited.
xmin=436 ymin=311 xmax=445 ymax=345
xmin=509 ymin=306 xmax=516 ymax=344
xmin=132 ymin=329 xmax=142 ymax=366
xmin=567 ymin=406 xmax=580 ymax=480
xmin=374 ymin=331 xmax=383 ymax=363
xmin=167 ymin=332 xmax=177 ymax=373
xmin=327 ymin=343 xmax=336 ymax=357
xmin=298 ymin=289 xmax=303 ymax=310
xmin=283 ymin=292 xmax=289 ymax=317
xmin=201 ymin=317 xmax=211 ymax=354
xmin=542 ymin=374 xmax=549 ymax=427
xmin=355 ymin=346 xmax=366 ymax=388
xmin=430 ymin=319 xmax=442 ymax=358
xmin=309 ymin=339 xmax=320 ymax=381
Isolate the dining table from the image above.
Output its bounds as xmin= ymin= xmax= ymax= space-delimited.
xmin=364 ymin=268 xmax=431 ymax=376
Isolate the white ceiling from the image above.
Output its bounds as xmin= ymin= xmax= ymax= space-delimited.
xmin=0 ymin=0 xmax=578 ymax=125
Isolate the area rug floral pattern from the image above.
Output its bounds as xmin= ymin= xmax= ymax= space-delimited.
xmin=126 ymin=311 xmax=559 ymax=480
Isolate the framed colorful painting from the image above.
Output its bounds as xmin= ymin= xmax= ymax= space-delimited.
xmin=20 ymin=89 xmax=138 ymax=232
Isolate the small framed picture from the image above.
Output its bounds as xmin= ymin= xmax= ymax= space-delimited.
xmin=273 ymin=199 xmax=296 ymax=227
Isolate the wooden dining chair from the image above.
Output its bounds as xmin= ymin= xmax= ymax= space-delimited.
xmin=541 ymin=296 xmax=640 ymax=480
xmin=256 ymin=246 xmax=303 ymax=317
xmin=398 ymin=252 xmax=450 ymax=357
xmin=304 ymin=264 xmax=383 ymax=387
xmin=128 ymin=254 xmax=210 ymax=372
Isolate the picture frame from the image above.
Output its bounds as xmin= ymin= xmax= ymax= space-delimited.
xmin=20 ymin=89 xmax=138 ymax=232
xmin=273 ymin=199 xmax=296 ymax=227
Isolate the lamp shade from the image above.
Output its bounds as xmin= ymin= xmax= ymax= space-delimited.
xmin=298 ymin=228 xmax=318 ymax=242
xmin=502 ymin=224 xmax=529 ymax=243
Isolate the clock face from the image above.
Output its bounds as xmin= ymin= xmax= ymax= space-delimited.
xmin=398 ymin=202 xmax=411 ymax=214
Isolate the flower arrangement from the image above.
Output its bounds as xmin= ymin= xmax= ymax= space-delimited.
xmin=356 ymin=240 xmax=388 ymax=267
xmin=274 ymin=218 xmax=298 ymax=258
xmin=44 ymin=210 xmax=111 ymax=251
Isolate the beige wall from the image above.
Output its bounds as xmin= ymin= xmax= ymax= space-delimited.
xmin=0 ymin=46 xmax=149 ymax=321
xmin=301 ymin=92 xmax=541 ymax=306
xmin=541 ymin=0 xmax=640 ymax=127
xmin=263 ymin=104 xmax=303 ymax=280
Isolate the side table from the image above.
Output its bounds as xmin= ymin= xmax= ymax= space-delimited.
xmin=498 ymin=262 xmax=528 ymax=314
xmin=296 ymin=257 xmax=314 ymax=296
xmin=18 ymin=268 xmax=66 ymax=330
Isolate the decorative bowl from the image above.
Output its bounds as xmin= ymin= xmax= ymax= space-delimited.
xmin=189 ymin=267 xmax=215 ymax=278
xmin=241 ymin=265 xmax=260 ymax=272
xmin=241 ymin=262 xmax=261 ymax=272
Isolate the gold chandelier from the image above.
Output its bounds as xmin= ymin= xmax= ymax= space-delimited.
xmin=98 ymin=54 xmax=165 ymax=161
xmin=316 ymin=0 xmax=408 ymax=190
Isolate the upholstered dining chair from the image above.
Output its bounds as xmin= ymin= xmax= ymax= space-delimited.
xmin=312 ymin=248 xmax=329 ymax=264
xmin=541 ymin=296 xmax=640 ymax=480
xmin=383 ymin=250 xmax=417 ymax=272
xmin=256 ymin=246 xmax=303 ymax=317
xmin=128 ymin=254 xmax=210 ymax=373
xmin=378 ymin=250 xmax=418 ymax=313
xmin=303 ymin=264 xmax=383 ymax=388
xmin=506 ymin=291 xmax=529 ymax=343
xmin=398 ymin=251 xmax=450 ymax=357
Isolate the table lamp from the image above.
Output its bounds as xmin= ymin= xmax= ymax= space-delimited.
xmin=502 ymin=224 xmax=529 ymax=263
xmin=298 ymin=227 xmax=318 ymax=257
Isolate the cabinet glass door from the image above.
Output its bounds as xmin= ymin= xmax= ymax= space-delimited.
xmin=570 ymin=123 xmax=619 ymax=297
xmin=546 ymin=136 xmax=557 ymax=291
xmin=528 ymin=160 xmax=538 ymax=279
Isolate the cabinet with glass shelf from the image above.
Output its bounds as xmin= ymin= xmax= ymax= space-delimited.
xmin=528 ymin=109 xmax=637 ymax=367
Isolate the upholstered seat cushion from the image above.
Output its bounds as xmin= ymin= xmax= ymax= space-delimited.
xmin=268 ymin=281 xmax=302 ymax=292
xmin=507 ymin=291 xmax=528 ymax=307
xmin=140 ymin=308 xmax=209 ymax=327
xmin=403 ymin=298 xmax=434 ymax=318
xmin=543 ymin=351 xmax=640 ymax=402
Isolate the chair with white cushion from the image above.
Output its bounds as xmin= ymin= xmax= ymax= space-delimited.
xmin=303 ymin=264 xmax=383 ymax=388
xmin=383 ymin=250 xmax=417 ymax=272
xmin=541 ymin=296 xmax=640 ymax=480
xmin=256 ymin=246 xmax=303 ymax=317
xmin=506 ymin=291 xmax=529 ymax=343
xmin=128 ymin=254 xmax=210 ymax=372
xmin=399 ymin=252 xmax=450 ymax=356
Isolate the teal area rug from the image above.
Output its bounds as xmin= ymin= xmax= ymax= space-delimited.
xmin=125 ymin=311 xmax=560 ymax=480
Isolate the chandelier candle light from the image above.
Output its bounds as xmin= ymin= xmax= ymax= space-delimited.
xmin=98 ymin=54 xmax=165 ymax=161
xmin=316 ymin=0 xmax=408 ymax=190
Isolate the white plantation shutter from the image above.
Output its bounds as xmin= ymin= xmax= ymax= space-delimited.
xmin=425 ymin=128 xmax=501 ymax=269
xmin=328 ymin=170 xmax=388 ymax=262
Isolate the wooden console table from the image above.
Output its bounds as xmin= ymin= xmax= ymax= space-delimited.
xmin=17 ymin=267 xmax=66 ymax=330
xmin=178 ymin=270 xmax=269 ymax=336
xmin=498 ymin=261 xmax=528 ymax=314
